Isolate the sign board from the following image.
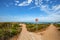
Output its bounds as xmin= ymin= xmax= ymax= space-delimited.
xmin=35 ymin=18 xmax=38 ymax=22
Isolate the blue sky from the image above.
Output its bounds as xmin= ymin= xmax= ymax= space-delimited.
xmin=0 ymin=0 xmax=60 ymax=22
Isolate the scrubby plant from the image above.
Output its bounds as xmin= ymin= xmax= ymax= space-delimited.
xmin=0 ymin=22 xmax=22 ymax=40
xmin=26 ymin=24 xmax=50 ymax=32
xmin=53 ymin=24 xmax=60 ymax=31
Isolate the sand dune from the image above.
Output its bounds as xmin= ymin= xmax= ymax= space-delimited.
xmin=10 ymin=24 xmax=60 ymax=40
xmin=42 ymin=24 xmax=60 ymax=40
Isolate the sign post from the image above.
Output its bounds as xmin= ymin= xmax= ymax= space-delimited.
xmin=35 ymin=18 xmax=38 ymax=32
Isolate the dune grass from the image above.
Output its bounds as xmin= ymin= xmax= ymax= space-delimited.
xmin=0 ymin=22 xmax=51 ymax=40
xmin=26 ymin=23 xmax=50 ymax=32
xmin=0 ymin=22 xmax=22 ymax=40
xmin=53 ymin=23 xmax=60 ymax=31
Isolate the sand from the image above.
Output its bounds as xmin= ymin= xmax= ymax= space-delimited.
xmin=17 ymin=24 xmax=42 ymax=40
xmin=10 ymin=24 xmax=60 ymax=40
xmin=42 ymin=24 xmax=60 ymax=40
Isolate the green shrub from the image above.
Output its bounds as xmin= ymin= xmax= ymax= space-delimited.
xmin=0 ymin=22 xmax=22 ymax=40
xmin=26 ymin=24 xmax=50 ymax=32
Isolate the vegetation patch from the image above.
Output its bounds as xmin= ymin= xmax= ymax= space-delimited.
xmin=0 ymin=22 xmax=22 ymax=40
xmin=53 ymin=24 xmax=60 ymax=31
xmin=26 ymin=23 xmax=50 ymax=32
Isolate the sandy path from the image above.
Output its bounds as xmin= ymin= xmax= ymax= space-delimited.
xmin=10 ymin=24 xmax=60 ymax=40
xmin=17 ymin=24 xmax=42 ymax=40
xmin=42 ymin=24 xmax=60 ymax=40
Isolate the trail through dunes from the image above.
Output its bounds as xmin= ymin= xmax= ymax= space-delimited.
xmin=10 ymin=24 xmax=60 ymax=40
xmin=17 ymin=24 xmax=42 ymax=40
xmin=42 ymin=24 xmax=60 ymax=40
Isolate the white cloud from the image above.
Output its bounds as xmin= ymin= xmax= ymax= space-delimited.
xmin=30 ymin=6 xmax=37 ymax=9
xmin=35 ymin=0 xmax=39 ymax=6
xmin=30 ymin=0 xmax=43 ymax=9
xmin=30 ymin=0 xmax=60 ymax=22
xmin=30 ymin=0 xmax=60 ymax=15
xmin=54 ymin=5 xmax=60 ymax=11
xmin=0 ymin=14 xmax=60 ymax=22
xmin=15 ymin=0 xmax=19 ymax=3
xmin=15 ymin=0 xmax=20 ymax=6
xmin=17 ymin=0 xmax=60 ymax=22
xmin=0 ymin=16 xmax=35 ymax=22
xmin=18 ymin=1 xmax=28 ymax=6
xmin=35 ymin=0 xmax=43 ymax=6
xmin=40 ymin=4 xmax=60 ymax=15
xmin=39 ymin=4 xmax=60 ymax=22
xmin=40 ymin=5 xmax=52 ymax=14
xmin=37 ymin=14 xmax=60 ymax=22
xmin=18 ymin=0 xmax=32 ymax=6
xmin=28 ymin=0 xmax=32 ymax=3
xmin=51 ymin=5 xmax=60 ymax=12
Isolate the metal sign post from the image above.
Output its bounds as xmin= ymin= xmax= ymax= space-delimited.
xmin=35 ymin=18 xmax=38 ymax=32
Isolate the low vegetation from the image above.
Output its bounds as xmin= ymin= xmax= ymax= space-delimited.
xmin=26 ymin=23 xmax=50 ymax=32
xmin=0 ymin=22 xmax=57 ymax=40
xmin=53 ymin=23 xmax=60 ymax=31
xmin=0 ymin=22 xmax=22 ymax=40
